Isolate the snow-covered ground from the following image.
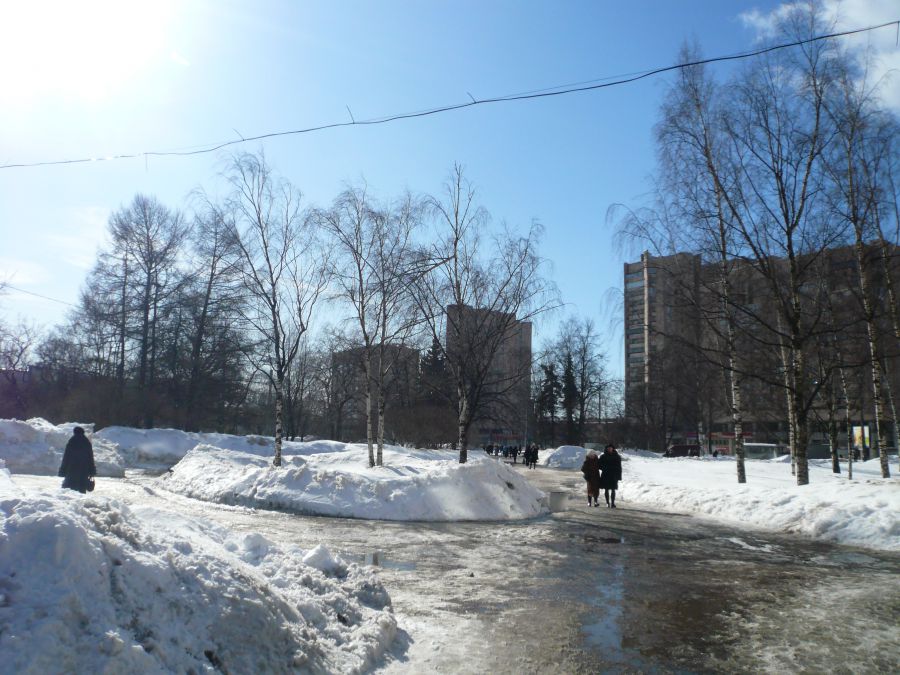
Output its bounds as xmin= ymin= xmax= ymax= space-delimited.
xmin=95 ymin=425 xmax=334 ymax=466
xmin=163 ymin=444 xmax=547 ymax=521
xmin=0 ymin=467 xmax=397 ymax=673
xmin=0 ymin=418 xmax=125 ymax=477
xmin=614 ymin=450 xmax=899 ymax=551
xmin=2 ymin=419 xmax=897 ymax=671
xmin=539 ymin=445 xmax=586 ymax=469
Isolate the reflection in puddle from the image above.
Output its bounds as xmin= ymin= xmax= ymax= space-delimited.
xmin=347 ymin=551 xmax=417 ymax=571
xmin=582 ymin=554 xmax=649 ymax=670
xmin=583 ymin=535 xmax=626 ymax=545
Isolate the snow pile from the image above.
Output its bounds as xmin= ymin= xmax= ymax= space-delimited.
xmin=0 ymin=418 xmax=125 ymax=477
xmin=95 ymin=426 xmax=348 ymax=466
xmin=164 ymin=445 xmax=547 ymax=521
xmin=540 ymin=445 xmax=587 ymax=469
xmin=0 ymin=476 xmax=397 ymax=673
xmin=617 ymin=451 xmax=899 ymax=552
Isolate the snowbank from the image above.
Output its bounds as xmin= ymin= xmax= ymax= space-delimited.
xmin=0 ymin=474 xmax=397 ymax=673
xmin=618 ymin=451 xmax=899 ymax=552
xmin=164 ymin=445 xmax=547 ymax=521
xmin=540 ymin=445 xmax=587 ymax=469
xmin=95 ymin=426 xmax=346 ymax=466
xmin=0 ymin=418 xmax=125 ymax=477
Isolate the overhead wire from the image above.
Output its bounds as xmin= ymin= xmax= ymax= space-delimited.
xmin=0 ymin=20 xmax=896 ymax=171
xmin=2 ymin=284 xmax=78 ymax=306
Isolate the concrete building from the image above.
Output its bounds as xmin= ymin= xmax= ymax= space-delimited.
xmin=330 ymin=344 xmax=420 ymax=441
xmin=623 ymin=251 xmax=701 ymax=446
xmin=445 ymin=304 xmax=532 ymax=447
xmin=624 ymin=247 xmax=900 ymax=456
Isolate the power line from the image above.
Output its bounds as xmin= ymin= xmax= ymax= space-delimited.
xmin=1 ymin=20 xmax=896 ymax=171
xmin=2 ymin=284 xmax=77 ymax=307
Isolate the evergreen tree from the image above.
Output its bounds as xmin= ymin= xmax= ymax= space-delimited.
xmin=561 ymin=353 xmax=578 ymax=444
xmin=536 ymin=362 xmax=561 ymax=446
xmin=419 ymin=336 xmax=447 ymax=404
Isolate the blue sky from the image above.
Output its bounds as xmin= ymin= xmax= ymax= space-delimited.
xmin=1 ymin=0 xmax=897 ymax=376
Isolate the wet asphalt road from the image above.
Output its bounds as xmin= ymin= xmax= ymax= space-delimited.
xmin=16 ymin=466 xmax=900 ymax=673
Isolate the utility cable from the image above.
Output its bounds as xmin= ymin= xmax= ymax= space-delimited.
xmin=2 ymin=284 xmax=78 ymax=306
xmin=0 ymin=20 xmax=896 ymax=171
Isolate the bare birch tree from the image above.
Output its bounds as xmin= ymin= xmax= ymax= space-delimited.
xmin=412 ymin=165 xmax=557 ymax=463
xmin=226 ymin=152 xmax=329 ymax=467
xmin=321 ymin=186 xmax=422 ymax=466
xmin=823 ymin=64 xmax=896 ymax=478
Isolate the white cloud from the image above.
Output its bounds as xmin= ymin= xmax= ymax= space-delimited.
xmin=0 ymin=258 xmax=50 ymax=286
xmin=739 ymin=0 xmax=900 ymax=111
xmin=43 ymin=206 xmax=110 ymax=270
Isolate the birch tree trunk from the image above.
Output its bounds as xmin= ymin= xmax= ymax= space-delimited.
xmin=273 ymin=379 xmax=284 ymax=467
xmin=365 ymin=354 xmax=374 ymax=468
xmin=840 ymin=363 xmax=854 ymax=480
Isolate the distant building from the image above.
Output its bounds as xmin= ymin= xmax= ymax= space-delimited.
xmin=624 ymin=247 xmax=899 ymax=455
xmin=445 ymin=304 xmax=532 ymax=447
xmin=330 ymin=344 xmax=419 ymax=441
xmin=623 ymin=251 xmax=701 ymax=441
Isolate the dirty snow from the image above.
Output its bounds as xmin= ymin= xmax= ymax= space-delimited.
xmin=0 ymin=468 xmax=397 ymax=673
xmin=539 ymin=445 xmax=587 ymax=469
xmin=163 ymin=444 xmax=547 ymax=521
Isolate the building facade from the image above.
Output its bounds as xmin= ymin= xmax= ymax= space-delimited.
xmin=445 ymin=304 xmax=532 ymax=447
xmin=624 ymin=247 xmax=900 ymax=456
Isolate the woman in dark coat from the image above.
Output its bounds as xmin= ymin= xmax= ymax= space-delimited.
xmin=58 ymin=426 xmax=96 ymax=493
xmin=580 ymin=451 xmax=602 ymax=507
xmin=597 ymin=444 xmax=622 ymax=508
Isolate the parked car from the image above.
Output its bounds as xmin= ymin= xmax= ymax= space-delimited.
xmin=665 ymin=444 xmax=701 ymax=458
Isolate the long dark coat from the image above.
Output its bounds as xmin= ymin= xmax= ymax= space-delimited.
xmin=580 ymin=453 xmax=601 ymax=492
xmin=597 ymin=450 xmax=622 ymax=490
xmin=58 ymin=432 xmax=96 ymax=493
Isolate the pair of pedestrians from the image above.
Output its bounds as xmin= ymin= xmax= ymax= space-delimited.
xmin=581 ymin=444 xmax=622 ymax=508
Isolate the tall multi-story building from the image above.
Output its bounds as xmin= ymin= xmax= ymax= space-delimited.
xmin=623 ymin=251 xmax=701 ymax=441
xmin=624 ymin=246 xmax=900 ymax=455
xmin=445 ymin=304 xmax=532 ymax=447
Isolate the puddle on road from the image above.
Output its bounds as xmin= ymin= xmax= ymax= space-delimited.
xmin=581 ymin=555 xmax=651 ymax=671
xmin=584 ymin=535 xmax=625 ymax=545
xmin=345 ymin=551 xmax=417 ymax=571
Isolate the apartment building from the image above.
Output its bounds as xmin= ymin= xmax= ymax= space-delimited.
xmin=624 ymin=246 xmax=900 ymax=455
xmin=445 ymin=304 xmax=532 ymax=447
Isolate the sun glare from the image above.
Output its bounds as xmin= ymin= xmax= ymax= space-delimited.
xmin=0 ymin=0 xmax=173 ymax=103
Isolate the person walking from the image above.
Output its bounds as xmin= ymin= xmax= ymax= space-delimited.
xmin=58 ymin=426 xmax=96 ymax=494
xmin=580 ymin=450 xmax=602 ymax=507
xmin=598 ymin=443 xmax=622 ymax=508
xmin=528 ymin=444 xmax=538 ymax=469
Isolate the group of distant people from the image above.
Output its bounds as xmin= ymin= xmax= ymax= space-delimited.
xmin=483 ymin=443 xmax=540 ymax=468
xmin=580 ymin=444 xmax=622 ymax=508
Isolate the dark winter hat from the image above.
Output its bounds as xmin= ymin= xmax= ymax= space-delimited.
xmin=73 ymin=426 xmax=85 ymax=435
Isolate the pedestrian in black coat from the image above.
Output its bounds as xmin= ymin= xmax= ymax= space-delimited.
xmin=597 ymin=444 xmax=622 ymax=508
xmin=58 ymin=426 xmax=96 ymax=493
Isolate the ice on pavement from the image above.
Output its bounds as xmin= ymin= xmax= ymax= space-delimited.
xmin=0 ymin=467 xmax=396 ymax=673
